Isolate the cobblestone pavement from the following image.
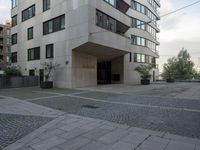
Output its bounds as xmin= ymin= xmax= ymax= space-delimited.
xmin=30 ymin=91 xmax=200 ymax=139
xmin=0 ymin=113 xmax=52 ymax=150
xmin=4 ymin=114 xmax=200 ymax=150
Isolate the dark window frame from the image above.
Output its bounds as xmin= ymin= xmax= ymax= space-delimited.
xmin=27 ymin=27 xmax=34 ymax=40
xmin=11 ymin=52 xmax=17 ymax=63
xmin=22 ymin=4 xmax=35 ymax=22
xmin=43 ymin=14 xmax=65 ymax=35
xmin=11 ymin=33 xmax=17 ymax=45
xmin=43 ymin=0 xmax=51 ymax=11
xmin=46 ymin=44 xmax=54 ymax=58
xmin=27 ymin=47 xmax=40 ymax=61
xmin=12 ymin=15 xmax=17 ymax=27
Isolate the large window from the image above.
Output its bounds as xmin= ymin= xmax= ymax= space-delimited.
xmin=96 ymin=10 xmax=116 ymax=33
xmin=134 ymin=53 xmax=156 ymax=64
xmin=132 ymin=2 xmax=145 ymax=14
xmin=132 ymin=18 xmax=145 ymax=30
xmin=12 ymin=15 xmax=17 ymax=27
xmin=105 ymin=0 xmax=116 ymax=7
xmin=46 ymin=44 xmax=54 ymax=58
xmin=22 ymin=5 xmax=35 ymax=22
xmin=43 ymin=15 xmax=65 ymax=35
xmin=11 ymin=0 xmax=17 ymax=8
xmin=131 ymin=35 xmax=146 ymax=46
xmin=43 ymin=0 xmax=51 ymax=11
xmin=11 ymin=52 xmax=17 ymax=63
xmin=28 ymin=47 xmax=40 ymax=61
xmin=27 ymin=27 xmax=34 ymax=40
xmin=11 ymin=33 xmax=17 ymax=45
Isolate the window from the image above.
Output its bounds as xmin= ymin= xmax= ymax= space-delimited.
xmin=131 ymin=35 xmax=146 ymax=46
xmin=28 ymin=47 xmax=40 ymax=61
xmin=43 ymin=0 xmax=51 ymax=11
xmin=12 ymin=15 xmax=17 ymax=27
xmin=27 ymin=27 xmax=34 ymax=40
xmin=96 ymin=10 xmax=117 ymax=33
xmin=134 ymin=2 xmax=145 ymax=14
xmin=11 ymin=33 xmax=17 ymax=45
xmin=132 ymin=18 xmax=145 ymax=30
xmin=46 ymin=44 xmax=54 ymax=58
xmin=11 ymin=0 xmax=17 ymax=8
xmin=11 ymin=52 xmax=17 ymax=63
xmin=105 ymin=0 xmax=116 ymax=7
xmin=134 ymin=53 xmax=156 ymax=64
xmin=43 ymin=15 xmax=65 ymax=35
xmin=29 ymin=70 xmax=35 ymax=76
xmin=22 ymin=5 xmax=35 ymax=22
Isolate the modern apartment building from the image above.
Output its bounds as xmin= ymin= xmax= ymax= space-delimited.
xmin=11 ymin=0 xmax=160 ymax=88
xmin=0 ymin=22 xmax=11 ymax=70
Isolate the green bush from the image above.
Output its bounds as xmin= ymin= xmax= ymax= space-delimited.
xmin=135 ymin=64 xmax=153 ymax=80
xmin=4 ymin=66 xmax=21 ymax=76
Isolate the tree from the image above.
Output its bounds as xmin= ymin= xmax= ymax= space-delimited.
xmin=135 ymin=64 xmax=153 ymax=80
xmin=41 ymin=61 xmax=60 ymax=81
xmin=4 ymin=66 xmax=21 ymax=76
xmin=161 ymin=48 xmax=195 ymax=80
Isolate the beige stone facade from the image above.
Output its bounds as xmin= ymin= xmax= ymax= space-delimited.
xmin=11 ymin=0 xmax=160 ymax=88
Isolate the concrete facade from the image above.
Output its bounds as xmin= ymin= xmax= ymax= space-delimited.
xmin=0 ymin=22 xmax=11 ymax=70
xmin=11 ymin=0 xmax=160 ymax=88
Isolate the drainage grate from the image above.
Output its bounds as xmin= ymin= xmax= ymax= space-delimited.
xmin=82 ymin=105 xmax=99 ymax=109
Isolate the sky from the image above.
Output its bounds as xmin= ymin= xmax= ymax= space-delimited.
xmin=0 ymin=0 xmax=200 ymax=72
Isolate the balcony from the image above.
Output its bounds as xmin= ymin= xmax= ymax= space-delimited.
xmin=104 ymin=0 xmax=130 ymax=14
xmin=97 ymin=0 xmax=131 ymax=27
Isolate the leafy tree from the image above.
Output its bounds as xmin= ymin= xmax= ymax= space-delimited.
xmin=135 ymin=64 xmax=153 ymax=80
xmin=4 ymin=66 xmax=21 ymax=76
xmin=162 ymin=48 xmax=195 ymax=79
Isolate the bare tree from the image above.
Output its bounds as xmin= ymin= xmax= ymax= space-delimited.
xmin=41 ymin=61 xmax=60 ymax=82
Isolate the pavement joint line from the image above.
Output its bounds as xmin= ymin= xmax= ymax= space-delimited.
xmin=66 ymin=95 xmax=200 ymax=113
xmin=25 ymin=95 xmax=66 ymax=101
xmin=134 ymin=134 xmax=151 ymax=150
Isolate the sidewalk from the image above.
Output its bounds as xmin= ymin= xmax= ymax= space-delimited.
xmin=1 ymin=96 xmax=200 ymax=150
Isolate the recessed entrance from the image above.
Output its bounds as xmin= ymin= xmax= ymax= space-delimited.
xmin=97 ymin=61 xmax=112 ymax=84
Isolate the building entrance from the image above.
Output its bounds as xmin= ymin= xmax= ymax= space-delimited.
xmin=97 ymin=61 xmax=111 ymax=84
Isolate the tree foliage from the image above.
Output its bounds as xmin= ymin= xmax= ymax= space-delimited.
xmin=135 ymin=64 xmax=153 ymax=80
xmin=161 ymin=48 xmax=195 ymax=79
xmin=4 ymin=66 xmax=21 ymax=76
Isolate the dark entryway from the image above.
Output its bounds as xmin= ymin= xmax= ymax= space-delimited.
xmin=39 ymin=69 xmax=44 ymax=84
xmin=97 ymin=61 xmax=111 ymax=84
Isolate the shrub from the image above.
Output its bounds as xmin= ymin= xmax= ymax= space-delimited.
xmin=4 ymin=66 xmax=21 ymax=76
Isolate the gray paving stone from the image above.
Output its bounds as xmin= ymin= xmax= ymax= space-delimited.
xmin=164 ymin=133 xmax=200 ymax=145
xmin=38 ymin=129 xmax=64 ymax=140
xmin=121 ymin=132 xmax=148 ymax=146
xmin=58 ymin=137 xmax=91 ymax=150
xmin=31 ymin=136 xmax=66 ymax=150
xmin=165 ymin=141 xmax=195 ymax=150
xmin=128 ymin=127 xmax=164 ymax=137
xmin=79 ymin=141 xmax=109 ymax=150
xmin=59 ymin=128 xmax=88 ymax=140
xmin=97 ymin=129 xmax=129 ymax=145
xmin=109 ymin=141 xmax=133 ymax=150
xmin=82 ymin=127 xmax=112 ymax=140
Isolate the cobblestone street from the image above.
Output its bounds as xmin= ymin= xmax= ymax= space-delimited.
xmin=0 ymin=82 xmax=200 ymax=150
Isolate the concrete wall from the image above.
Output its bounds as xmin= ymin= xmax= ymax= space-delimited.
xmin=11 ymin=0 xmax=160 ymax=88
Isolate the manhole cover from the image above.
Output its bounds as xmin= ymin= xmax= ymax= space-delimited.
xmin=82 ymin=105 xmax=99 ymax=109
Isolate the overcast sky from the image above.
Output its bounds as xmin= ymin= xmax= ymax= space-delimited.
xmin=0 ymin=0 xmax=200 ymax=71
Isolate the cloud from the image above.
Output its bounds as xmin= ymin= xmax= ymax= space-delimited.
xmin=158 ymin=0 xmax=200 ymax=71
xmin=0 ymin=0 xmax=11 ymax=24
